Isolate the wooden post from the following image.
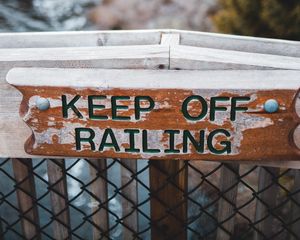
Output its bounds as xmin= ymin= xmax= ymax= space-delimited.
xmin=149 ymin=160 xmax=188 ymax=240
xmin=88 ymin=159 xmax=109 ymax=239
xmin=0 ymin=218 xmax=3 ymax=240
xmin=216 ymin=163 xmax=240 ymax=240
xmin=47 ymin=159 xmax=71 ymax=240
xmin=254 ymin=167 xmax=280 ymax=240
xmin=12 ymin=158 xmax=40 ymax=239
xmin=290 ymin=170 xmax=300 ymax=240
xmin=120 ymin=159 xmax=138 ymax=239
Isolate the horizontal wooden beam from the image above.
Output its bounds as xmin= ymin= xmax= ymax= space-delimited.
xmin=0 ymin=30 xmax=162 ymax=48
xmin=177 ymin=29 xmax=300 ymax=57
xmin=1 ymin=29 xmax=299 ymax=57
xmin=170 ymin=45 xmax=300 ymax=70
xmin=0 ymin=45 xmax=168 ymax=63
xmin=7 ymin=68 xmax=300 ymax=90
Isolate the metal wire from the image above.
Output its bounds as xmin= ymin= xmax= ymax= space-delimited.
xmin=0 ymin=158 xmax=299 ymax=240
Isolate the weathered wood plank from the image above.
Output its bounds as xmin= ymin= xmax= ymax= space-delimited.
xmin=216 ymin=163 xmax=239 ymax=240
xmin=7 ymin=68 xmax=300 ymax=161
xmin=47 ymin=159 xmax=71 ymax=240
xmin=290 ymin=170 xmax=300 ymax=240
xmin=149 ymin=160 xmax=188 ymax=240
xmin=9 ymin=68 xmax=300 ymax=89
xmin=0 ymin=30 xmax=162 ymax=48
xmin=170 ymin=45 xmax=300 ymax=70
xmin=254 ymin=167 xmax=280 ymax=240
xmin=178 ymin=30 xmax=300 ymax=57
xmin=88 ymin=159 xmax=109 ymax=239
xmin=12 ymin=158 xmax=40 ymax=239
xmin=0 ymin=45 xmax=168 ymax=66
xmin=120 ymin=159 xmax=138 ymax=239
xmin=1 ymin=29 xmax=299 ymax=58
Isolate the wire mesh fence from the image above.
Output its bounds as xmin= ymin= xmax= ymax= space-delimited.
xmin=0 ymin=158 xmax=300 ymax=240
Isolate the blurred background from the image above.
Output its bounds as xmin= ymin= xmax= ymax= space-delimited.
xmin=0 ymin=0 xmax=299 ymax=40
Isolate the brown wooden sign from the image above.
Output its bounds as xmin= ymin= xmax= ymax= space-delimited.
xmin=7 ymin=68 xmax=300 ymax=161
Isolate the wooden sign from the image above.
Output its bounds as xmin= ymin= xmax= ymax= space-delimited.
xmin=6 ymin=68 xmax=300 ymax=161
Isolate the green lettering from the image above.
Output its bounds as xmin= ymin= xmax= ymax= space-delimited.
xmin=164 ymin=130 xmax=180 ymax=153
xmin=99 ymin=128 xmax=120 ymax=152
xmin=75 ymin=127 xmax=95 ymax=150
xmin=231 ymin=97 xmax=250 ymax=121
xmin=62 ymin=95 xmax=83 ymax=119
xmin=88 ymin=95 xmax=108 ymax=120
xmin=124 ymin=129 xmax=140 ymax=153
xmin=207 ymin=129 xmax=231 ymax=154
xmin=182 ymin=95 xmax=208 ymax=121
xmin=111 ymin=96 xmax=131 ymax=120
xmin=210 ymin=97 xmax=229 ymax=121
xmin=183 ymin=130 xmax=205 ymax=153
xmin=142 ymin=130 xmax=160 ymax=153
xmin=135 ymin=96 xmax=155 ymax=120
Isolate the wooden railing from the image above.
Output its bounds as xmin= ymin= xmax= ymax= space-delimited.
xmin=0 ymin=30 xmax=300 ymax=239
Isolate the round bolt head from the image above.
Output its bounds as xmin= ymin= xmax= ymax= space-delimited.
xmin=36 ymin=97 xmax=50 ymax=111
xmin=264 ymin=99 xmax=279 ymax=113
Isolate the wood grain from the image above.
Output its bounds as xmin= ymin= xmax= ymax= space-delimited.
xmin=254 ymin=167 xmax=280 ymax=240
xmin=120 ymin=159 xmax=138 ymax=239
xmin=8 ymin=68 xmax=300 ymax=161
xmin=88 ymin=159 xmax=109 ymax=239
xmin=216 ymin=163 xmax=239 ymax=240
xmin=12 ymin=158 xmax=40 ymax=239
xmin=149 ymin=160 xmax=187 ymax=240
xmin=0 ymin=30 xmax=161 ymax=48
xmin=178 ymin=30 xmax=300 ymax=57
xmin=170 ymin=45 xmax=300 ymax=70
xmin=47 ymin=159 xmax=71 ymax=240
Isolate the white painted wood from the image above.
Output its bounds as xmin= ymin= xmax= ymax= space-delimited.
xmin=0 ymin=30 xmax=162 ymax=48
xmin=7 ymin=68 xmax=300 ymax=90
xmin=1 ymin=29 xmax=299 ymax=57
xmin=170 ymin=45 xmax=300 ymax=70
xmin=160 ymin=33 xmax=180 ymax=46
xmin=0 ymin=45 xmax=168 ymax=63
xmin=177 ymin=30 xmax=300 ymax=57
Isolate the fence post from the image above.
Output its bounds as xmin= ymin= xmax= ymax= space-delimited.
xmin=120 ymin=159 xmax=138 ymax=239
xmin=290 ymin=170 xmax=300 ymax=240
xmin=12 ymin=158 xmax=40 ymax=239
xmin=254 ymin=167 xmax=280 ymax=240
xmin=216 ymin=163 xmax=240 ymax=240
xmin=47 ymin=159 xmax=71 ymax=240
xmin=88 ymin=159 xmax=109 ymax=239
xmin=149 ymin=160 xmax=188 ymax=240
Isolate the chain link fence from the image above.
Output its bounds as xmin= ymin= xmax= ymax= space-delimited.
xmin=0 ymin=158 xmax=300 ymax=239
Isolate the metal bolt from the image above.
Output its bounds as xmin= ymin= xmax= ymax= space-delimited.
xmin=264 ymin=99 xmax=279 ymax=113
xmin=36 ymin=97 xmax=50 ymax=111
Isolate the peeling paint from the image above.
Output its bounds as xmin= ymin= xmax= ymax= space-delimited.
xmin=15 ymin=85 xmax=300 ymax=161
